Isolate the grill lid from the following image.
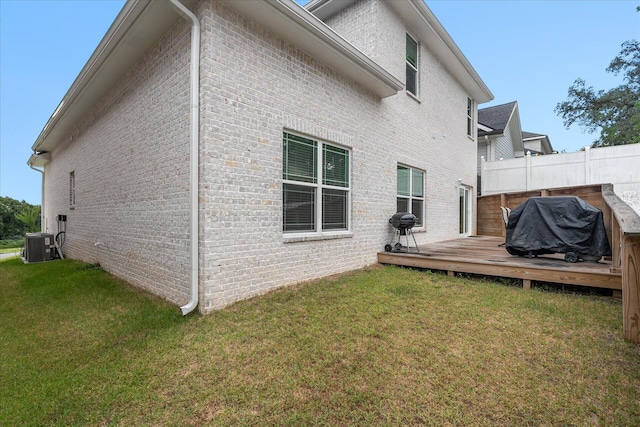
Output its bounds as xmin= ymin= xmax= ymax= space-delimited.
xmin=389 ymin=212 xmax=417 ymax=229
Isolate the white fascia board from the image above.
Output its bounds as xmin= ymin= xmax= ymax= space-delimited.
xmin=221 ymin=0 xmax=403 ymax=98
xmin=477 ymin=123 xmax=493 ymax=133
xmin=507 ymin=103 xmax=524 ymax=154
xmin=27 ymin=152 xmax=51 ymax=167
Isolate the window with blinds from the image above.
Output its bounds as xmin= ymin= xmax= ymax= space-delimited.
xmin=283 ymin=132 xmax=350 ymax=233
xmin=396 ymin=165 xmax=424 ymax=226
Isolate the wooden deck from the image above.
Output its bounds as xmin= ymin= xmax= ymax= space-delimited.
xmin=378 ymin=236 xmax=622 ymax=291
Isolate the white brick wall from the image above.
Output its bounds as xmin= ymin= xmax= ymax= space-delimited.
xmin=43 ymin=21 xmax=192 ymax=305
xmin=198 ymin=0 xmax=477 ymax=311
xmin=41 ymin=0 xmax=480 ymax=312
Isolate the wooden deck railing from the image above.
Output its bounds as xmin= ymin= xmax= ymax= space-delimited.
xmin=601 ymin=184 xmax=640 ymax=343
xmin=478 ymin=184 xmax=640 ymax=343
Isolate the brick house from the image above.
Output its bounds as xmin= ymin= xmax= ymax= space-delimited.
xmin=28 ymin=0 xmax=493 ymax=314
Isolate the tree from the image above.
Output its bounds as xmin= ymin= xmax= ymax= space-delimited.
xmin=0 ymin=196 xmax=40 ymax=240
xmin=15 ymin=205 xmax=41 ymax=233
xmin=555 ymin=39 xmax=640 ymax=147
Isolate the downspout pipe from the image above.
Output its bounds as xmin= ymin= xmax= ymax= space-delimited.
xmin=28 ymin=158 xmax=45 ymax=232
xmin=168 ymin=0 xmax=200 ymax=315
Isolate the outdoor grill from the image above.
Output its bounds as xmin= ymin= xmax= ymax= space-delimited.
xmin=385 ymin=212 xmax=419 ymax=253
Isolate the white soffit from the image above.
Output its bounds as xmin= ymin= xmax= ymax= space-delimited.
xmin=32 ymin=0 xmax=197 ymax=153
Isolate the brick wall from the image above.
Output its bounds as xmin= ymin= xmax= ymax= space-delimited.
xmin=43 ymin=20 xmax=192 ymax=305
xmin=42 ymin=0 xmax=479 ymax=312
xmin=198 ymin=0 xmax=477 ymax=311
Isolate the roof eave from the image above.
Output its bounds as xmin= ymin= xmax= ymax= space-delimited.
xmin=307 ymin=0 xmax=492 ymax=103
xmin=221 ymin=0 xmax=403 ymax=98
xmin=31 ymin=0 xmax=198 ymax=154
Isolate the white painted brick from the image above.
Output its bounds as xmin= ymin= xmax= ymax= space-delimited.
xmin=42 ymin=0 xmax=480 ymax=313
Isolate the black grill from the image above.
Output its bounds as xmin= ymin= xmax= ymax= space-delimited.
xmin=385 ymin=212 xmax=419 ymax=253
xmin=389 ymin=212 xmax=417 ymax=232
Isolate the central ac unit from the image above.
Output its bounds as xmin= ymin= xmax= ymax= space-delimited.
xmin=25 ymin=233 xmax=55 ymax=263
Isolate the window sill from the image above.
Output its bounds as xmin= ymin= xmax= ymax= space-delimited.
xmin=283 ymin=231 xmax=353 ymax=243
xmin=406 ymin=91 xmax=421 ymax=103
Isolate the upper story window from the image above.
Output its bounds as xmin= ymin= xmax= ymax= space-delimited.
xmin=397 ymin=165 xmax=424 ymax=227
xmin=406 ymin=33 xmax=418 ymax=96
xmin=467 ymin=98 xmax=474 ymax=137
xmin=283 ymin=132 xmax=350 ymax=234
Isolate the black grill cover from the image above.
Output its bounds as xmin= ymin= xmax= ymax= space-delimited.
xmin=505 ymin=196 xmax=611 ymax=258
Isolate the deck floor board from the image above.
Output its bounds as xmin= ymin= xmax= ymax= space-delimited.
xmin=378 ymin=236 xmax=621 ymax=290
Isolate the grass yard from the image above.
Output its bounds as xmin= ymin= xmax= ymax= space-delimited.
xmin=1 ymin=258 xmax=639 ymax=426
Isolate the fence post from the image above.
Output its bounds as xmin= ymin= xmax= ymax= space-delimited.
xmin=584 ymin=146 xmax=591 ymax=185
xmin=525 ymin=151 xmax=532 ymax=191
xmin=480 ymin=156 xmax=486 ymax=195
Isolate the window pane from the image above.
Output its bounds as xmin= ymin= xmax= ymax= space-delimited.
xmin=283 ymin=184 xmax=315 ymax=232
xmin=412 ymin=199 xmax=423 ymax=226
xmin=283 ymin=133 xmax=317 ymax=183
xmin=467 ymin=98 xmax=473 ymax=137
xmin=322 ymin=188 xmax=347 ymax=230
xmin=411 ymin=169 xmax=424 ymax=197
xmin=406 ymin=34 xmax=417 ymax=67
xmin=397 ymin=166 xmax=410 ymax=196
xmin=323 ymin=144 xmax=349 ymax=188
xmin=397 ymin=198 xmax=409 ymax=213
xmin=406 ymin=65 xmax=417 ymax=95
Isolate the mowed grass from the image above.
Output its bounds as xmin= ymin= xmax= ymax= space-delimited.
xmin=1 ymin=258 xmax=639 ymax=426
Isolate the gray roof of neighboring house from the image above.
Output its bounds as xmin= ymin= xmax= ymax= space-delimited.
xmin=477 ymin=101 xmax=517 ymax=136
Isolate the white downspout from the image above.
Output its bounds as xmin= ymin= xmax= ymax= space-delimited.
xmin=28 ymin=160 xmax=45 ymax=232
xmin=168 ymin=0 xmax=200 ymax=315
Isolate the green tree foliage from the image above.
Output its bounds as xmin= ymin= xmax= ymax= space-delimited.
xmin=555 ymin=39 xmax=640 ymax=147
xmin=15 ymin=205 xmax=41 ymax=233
xmin=0 ymin=196 xmax=41 ymax=239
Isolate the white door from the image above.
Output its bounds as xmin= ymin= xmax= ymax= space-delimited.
xmin=459 ymin=186 xmax=471 ymax=236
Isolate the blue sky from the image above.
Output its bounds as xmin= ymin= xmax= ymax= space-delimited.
xmin=1 ymin=0 xmax=638 ymax=205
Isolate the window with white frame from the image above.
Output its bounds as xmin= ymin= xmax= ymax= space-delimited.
xmin=396 ymin=165 xmax=424 ymax=227
xmin=406 ymin=33 xmax=418 ymax=96
xmin=69 ymin=171 xmax=76 ymax=207
xmin=283 ymin=132 xmax=350 ymax=233
xmin=467 ymin=98 xmax=474 ymax=137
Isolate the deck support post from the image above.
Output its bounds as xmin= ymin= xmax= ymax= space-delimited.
xmin=522 ymin=279 xmax=531 ymax=290
xmin=622 ymin=235 xmax=640 ymax=343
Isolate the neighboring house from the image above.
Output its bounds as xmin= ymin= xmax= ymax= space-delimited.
xmin=476 ymin=101 xmax=554 ymax=192
xmin=27 ymin=0 xmax=492 ymax=314
xmin=522 ymin=131 xmax=554 ymax=156
xmin=477 ymin=101 xmax=524 ymax=168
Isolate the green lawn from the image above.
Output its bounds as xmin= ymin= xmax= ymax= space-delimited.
xmin=1 ymin=258 xmax=639 ymax=426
